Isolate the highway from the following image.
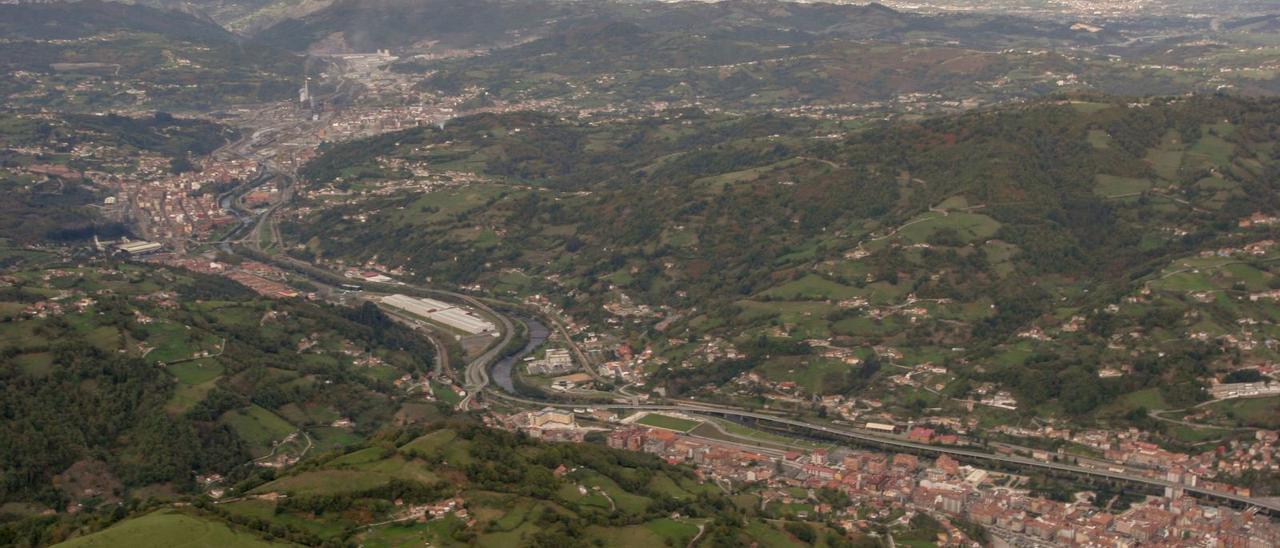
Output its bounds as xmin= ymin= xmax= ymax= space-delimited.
xmin=202 ymin=76 xmax=1278 ymax=518
xmin=225 ymin=223 xmax=513 ymax=410
xmin=212 ymin=118 xmax=514 ymax=411
xmin=220 ymin=207 xmax=511 ymax=410
xmin=457 ymin=299 xmax=514 ymax=410
xmin=221 ymin=169 xmax=1280 ymax=516
xmin=227 ymin=204 xmax=1280 ymax=516
xmin=484 ymin=391 xmax=1280 ymax=515
xmin=380 ymin=308 xmax=451 ymax=377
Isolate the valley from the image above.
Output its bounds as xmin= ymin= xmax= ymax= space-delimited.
xmin=2 ymin=0 xmax=1280 ymax=546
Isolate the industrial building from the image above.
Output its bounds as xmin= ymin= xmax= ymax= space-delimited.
xmin=526 ymin=348 xmax=575 ymax=376
xmin=115 ymin=240 xmax=164 ymax=255
xmin=380 ymin=294 xmax=496 ymax=335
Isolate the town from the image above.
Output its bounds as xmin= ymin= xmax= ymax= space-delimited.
xmin=502 ymin=407 xmax=1280 ymax=546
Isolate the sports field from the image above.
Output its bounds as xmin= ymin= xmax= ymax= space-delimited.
xmin=636 ymin=413 xmax=701 ymax=432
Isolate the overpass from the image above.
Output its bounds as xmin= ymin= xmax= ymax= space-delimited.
xmin=484 ymin=391 xmax=1280 ymax=516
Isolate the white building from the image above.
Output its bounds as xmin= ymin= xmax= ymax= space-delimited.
xmin=381 ymin=294 xmax=495 ymax=335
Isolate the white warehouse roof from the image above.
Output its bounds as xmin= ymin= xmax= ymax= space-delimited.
xmin=381 ymin=294 xmax=495 ymax=335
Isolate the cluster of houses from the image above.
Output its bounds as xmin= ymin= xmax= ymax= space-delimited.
xmin=992 ymin=423 xmax=1280 ymax=498
xmin=602 ymin=422 xmax=1280 ymax=546
xmin=111 ymin=157 xmax=259 ymax=244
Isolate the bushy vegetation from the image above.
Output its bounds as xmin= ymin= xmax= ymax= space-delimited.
xmin=6 ymin=410 xmax=868 ymax=546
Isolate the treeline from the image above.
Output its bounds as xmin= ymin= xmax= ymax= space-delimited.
xmin=0 ymin=179 xmax=111 ymax=243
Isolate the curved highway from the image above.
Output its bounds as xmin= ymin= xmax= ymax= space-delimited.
xmin=229 ymin=240 xmax=514 ymax=411
xmin=458 ymin=301 xmax=514 ymax=410
xmin=213 ymin=152 xmax=512 ymax=410
xmin=230 ymin=197 xmax=1279 ymax=516
xmin=224 ymin=177 xmax=1279 ymax=516
xmin=208 ymin=94 xmax=1278 ymax=518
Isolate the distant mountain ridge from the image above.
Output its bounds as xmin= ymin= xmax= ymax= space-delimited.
xmin=125 ymin=0 xmax=338 ymax=34
xmin=0 ymin=0 xmax=236 ymax=42
xmin=252 ymin=0 xmax=575 ymax=52
xmin=0 ymin=0 xmax=306 ymax=110
xmin=248 ymin=0 xmax=1117 ymax=54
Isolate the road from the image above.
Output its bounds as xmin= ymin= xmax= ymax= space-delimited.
xmin=1147 ymin=393 xmax=1275 ymax=433
xmin=219 ymin=159 xmax=1279 ymax=517
xmin=542 ymin=310 xmax=603 ymax=384
xmin=199 ymin=69 xmax=1277 ymax=518
xmin=216 ymin=184 xmax=1280 ymax=518
xmin=686 ymin=523 xmax=706 ymax=548
xmin=225 ymin=218 xmax=513 ymax=410
xmin=381 ymin=307 xmax=451 ymax=377
xmin=458 ymin=305 xmax=515 ymax=409
xmin=211 ymin=142 xmax=512 ymax=409
xmin=484 ymin=391 xmax=1280 ymax=515
xmin=231 ymin=232 xmax=512 ymax=410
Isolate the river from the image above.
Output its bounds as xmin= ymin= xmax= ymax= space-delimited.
xmin=491 ymin=316 xmax=549 ymax=393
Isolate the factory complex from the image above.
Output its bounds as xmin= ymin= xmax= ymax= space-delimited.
xmin=380 ymin=294 xmax=496 ymax=335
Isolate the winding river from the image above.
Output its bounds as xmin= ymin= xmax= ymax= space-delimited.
xmin=491 ymin=316 xmax=549 ymax=393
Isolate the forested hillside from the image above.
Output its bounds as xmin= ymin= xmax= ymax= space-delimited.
xmin=0 ymin=260 xmax=434 ymax=514
xmin=254 ymin=0 xmax=576 ymax=52
xmin=255 ymin=0 xmax=1109 ymax=54
xmin=287 ymin=95 xmax=1280 ymax=426
xmin=20 ymin=417 xmax=872 ymax=547
xmin=0 ymin=1 xmax=234 ymax=42
xmin=407 ymin=25 xmax=1280 ymax=110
